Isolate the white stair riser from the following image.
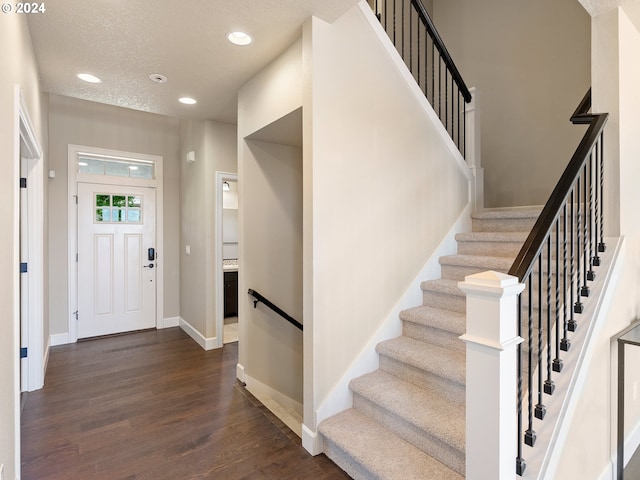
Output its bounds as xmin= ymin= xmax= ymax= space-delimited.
xmin=422 ymin=290 xmax=465 ymax=313
xmin=403 ymin=322 xmax=465 ymax=351
xmin=379 ymin=355 xmax=465 ymax=404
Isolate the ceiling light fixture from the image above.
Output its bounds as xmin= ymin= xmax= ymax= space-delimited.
xmin=227 ymin=31 xmax=252 ymax=46
xmin=149 ymin=73 xmax=168 ymax=84
xmin=77 ymin=73 xmax=102 ymax=84
xmin=179 ymin=97 xmax=197 ymax=105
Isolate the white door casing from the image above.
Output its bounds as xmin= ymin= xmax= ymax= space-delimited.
xmin=67 ymin=145 xmax=164 ymax=344
xmin=19 ymin=157 xmax=29 ymax=392
xmin=77 ymin=183 xmax=156 ymax=338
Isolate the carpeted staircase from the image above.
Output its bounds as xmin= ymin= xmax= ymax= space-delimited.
xmin=319 ymin=207 xmax=542 ymax=480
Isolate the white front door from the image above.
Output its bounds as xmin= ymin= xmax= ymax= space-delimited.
xmin=78 ymin=183 xmax=156 ymax=338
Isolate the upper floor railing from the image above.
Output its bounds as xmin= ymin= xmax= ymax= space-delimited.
xmin=368 ymin=0 xmax=472 ymax=158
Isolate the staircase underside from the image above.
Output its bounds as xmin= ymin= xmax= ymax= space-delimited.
xmin=319 ymin=207 xmax=542 ymax=479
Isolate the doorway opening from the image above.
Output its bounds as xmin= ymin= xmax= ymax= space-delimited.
xmin=216 ymin=172 xmax=239 ymax=345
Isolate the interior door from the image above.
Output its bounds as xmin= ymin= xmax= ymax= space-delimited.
xmin=78 ymin=183 xmax=156 ymax=338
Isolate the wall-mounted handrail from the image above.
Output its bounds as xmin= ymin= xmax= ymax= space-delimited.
xmin=507 ymin=88 xmax=608 ymax=476
xmin=247 ymin=289 xmax=303 ymax=331
xmin=369 ymin=0 xmax=472 ymax=157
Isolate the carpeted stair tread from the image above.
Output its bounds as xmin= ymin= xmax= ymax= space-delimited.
xmin=400 ymin=305 xmax=465 ymax=336
xmin=471 ymin=206 xmax=543 ymax=220
xmin=349 ymin=370 xmax=465 ymax=452
xmin=376 ymin=336 xmax=465 ymax=386
xmin=319 ymin=408 xmax=464 ymax=480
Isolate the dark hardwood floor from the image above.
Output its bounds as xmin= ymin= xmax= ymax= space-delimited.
xmin=21 ymin=328 xmax=350 ymax=480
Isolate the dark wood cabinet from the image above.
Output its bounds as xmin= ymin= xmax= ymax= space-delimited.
xmin=224 ymin=271 xmax=238 ymax=318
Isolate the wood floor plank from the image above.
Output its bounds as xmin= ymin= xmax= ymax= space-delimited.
xmin=21 ymin=328 xmax=350 ymax=480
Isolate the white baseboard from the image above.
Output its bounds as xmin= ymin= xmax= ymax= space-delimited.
xmin=50 ymin=332 xmax=70 ymax=346
xmin=315 ymin=204 xmax=472 ymax=426
xmin=236 ymin=363 xmax=245 ymax=383
xmin=244 ymin=372 xmax=303 ymax=438
xmin=597 ymin=458 xmax=614 ymax=480
xmin=302 ymin=423 xmax=324 ymax=455
xmin=178 ymin=317 xmax=219 ymax=350
xmin=160 ymin=316 xmax=180 ymax=329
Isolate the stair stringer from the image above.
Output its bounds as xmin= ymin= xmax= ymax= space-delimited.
xmin=305 ymin=204 xmax=472 ymax=455
xmin=519 ymin=236 xmax=624 ymax=480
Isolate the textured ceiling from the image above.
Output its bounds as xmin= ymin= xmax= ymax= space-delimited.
xmin=27 ymin=0 xmax=360 ymax=123
xmin=578 ymin=0 xmax=640 ymax=31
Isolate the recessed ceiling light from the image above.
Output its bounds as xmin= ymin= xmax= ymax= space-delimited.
xmin=179 ymin=97 xmax=197 ymax=105
xmin=227 ymin=31 xmax=252 ymax=46
xmin=77 ymin=73 xmax=102 ymax=84
xmin=149 ymin=73 xmax=168 ymax=84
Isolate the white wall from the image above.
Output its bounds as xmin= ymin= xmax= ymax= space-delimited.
xmin=433 ymin=0 xmax=591 ymax=208
xmin=554 ymin=7 xmax=640 ymax=479
xmin=304 ymin=2 xmax=469 ymax=433
xmin=47 ymin=94 xmax=181 ymax=337
xmin=179 ymin=120 xmax=237 ymax=342
xmin=0 ymin=13 xmax=47 ymax=480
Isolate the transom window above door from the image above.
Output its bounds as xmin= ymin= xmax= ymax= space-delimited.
xmin=95 ymin=194 xmax=143 ymax=224
xmin=77 ymin=152 xmax=154 ymax=179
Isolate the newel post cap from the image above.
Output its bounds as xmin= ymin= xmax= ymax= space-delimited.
xmin=458 ymin=270 xmax=525 ymax=297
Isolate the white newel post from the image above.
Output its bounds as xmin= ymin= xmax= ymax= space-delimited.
xmin=465 ymin=87 xmax=484 ymax=211
xmin=459 ymin=271 xmax=524 ymax=480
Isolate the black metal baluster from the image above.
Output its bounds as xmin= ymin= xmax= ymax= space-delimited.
xmin=544 ymin=237 xmax=555 ymax=394
xmin=525 ymin=278 xmax=537 ymax=447
xmin=416 ymin=13 xmax=421 ymax=94
xmin=463 ymin=89 xmax=466 ymax=159
xmin=516 ymin=294 xmax=526 ymax=476
xmin=574 ymin=177 xmax=584 ymax=314
xmin=401 ymin=0 xmax=405 ymax=63
xmin=385 ymin=0 xmax=388 ymax=33
xmin=535 ymin=256 xmax=546 ymax=420
xmin=431 ymin=37 xmax=435 ymax=109
xmin=569 ymin=187 xmax=578 ymax=330
xmin=561 ymin=202 xmax=571 ymax=351
xmin=393 ymin=0 xmax=396 ymax=46
xmin=598 ymin=133 xmax=606 ymax=253
xmin=445 ymin=71 xmax=449 ymax=134
xmin=553 ymin=219 xmax=564 ymax=370
xmin=593 ymin=137 xmax=601 ymax=267
xmin=587 ymin=151 xmax=596 ymax=280
xmin=457 ymin=90 xmax=461 ymax=152
xmin=581 ymin=164 xmax=590 ymax=298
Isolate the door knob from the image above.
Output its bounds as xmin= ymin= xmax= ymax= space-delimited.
xmin=143 ymin=263 xmax=155 ymax=269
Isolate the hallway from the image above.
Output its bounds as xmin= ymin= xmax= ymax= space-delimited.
xmin=20 ymin=328 xmax=348 ymax=479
